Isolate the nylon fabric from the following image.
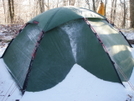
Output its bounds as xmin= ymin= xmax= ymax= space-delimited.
xmin=2 ymin=7 xmax=133 ymax=92
xmin=26 ymin=23 xmax=75 ymax=91
xmin=26 ymin=19 xmax=121 ymax=91
xmin=88 ymin=19 xmax=134 ymax=81
xmin=29 ymin=7 xmax=104 ymax=32
xmin=3 ymin=24 xmax=42 ymax=89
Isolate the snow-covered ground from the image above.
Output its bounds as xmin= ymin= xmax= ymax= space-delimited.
xmin=0 ymin=44 xmax=134 ymax=101
xmin=0 ymin=26 xmax=134 ymax=101
xmin=122 ymin=28 xmax=134 ymax=40
xmin=21 ymin=64 xmax=134 ymax=101
xmin=0 ymin=59 xmax=22 ymax=101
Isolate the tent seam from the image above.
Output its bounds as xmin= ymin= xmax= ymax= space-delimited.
xmin=44 ymin=8 xmax=62 ymax=31
xmin=22 ymin=30 xmax=45 ymax=94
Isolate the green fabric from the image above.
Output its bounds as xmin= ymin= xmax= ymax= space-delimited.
xmin=26 ymin=23 xmax=75 ymax=91
xmin=88 ymin=19 xmax=134 ymax=81
xmin=3 ymin=24 xmax=42 ymax=89
xmin=26 ymin=19 xmax=121 ymax=91
xmin=29 ymin=7 xmax=104 ymax=32
xmin=2 ymin=7 xmax=133 ymax=92
xmin=75 ymin=22 xmax=120 ymax=83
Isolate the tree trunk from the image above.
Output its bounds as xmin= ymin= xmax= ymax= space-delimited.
xmin=35 ymin=0 xmax=40 ymax=15
xmin=69 ymin=0 xmax=75 ymax=6
xmin=92 ymin=0 xmax=96 ymax=11
xmin=85 ymin=0 xmax=90 ymax=9
xmin=57 ymin=0 xmax=59 ymax=7
xmin=63 ymin=0 xmax=68 ymax=6
xmin=121 ymin=0 xmax=126 ymax=28
xmin=110 ymin=0 xmax=114 ymax=22
xmin=2 ymin=0 xmax=6 ymax=23
xmin=39 ymin=0 xmax=45 ymax=13
xmin=113 ymin=0 xmax=117 ymax=22
xmin=110 ymin=0 xmax=117 ymax=23
xmin=130 ymin=0 xmax=134 ymax=28
xmin=8 ymin=0 xmax=15 ymax=23
xmin=105 ymin=0 xmax=107 ymax=16
xmin=47 ymin=0 xmax=50 ymax=10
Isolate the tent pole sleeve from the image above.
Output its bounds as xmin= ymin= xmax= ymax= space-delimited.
xmin=22 ymin=31 xmax=44 ymax=94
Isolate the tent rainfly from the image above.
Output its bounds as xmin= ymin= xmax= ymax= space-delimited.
xmin=1 ymin=6 xmax=134 ymax=93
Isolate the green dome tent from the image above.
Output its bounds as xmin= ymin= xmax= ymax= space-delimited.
xmin=2 ymin=6 xmax=134 ymax=92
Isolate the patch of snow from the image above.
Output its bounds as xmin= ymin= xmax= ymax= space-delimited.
xmin=0 ymin=29 xmax=134 ymax=101
xmin=0 ymin=59 xmax=22 ymax=101
xmin=0 ymin=32 xmax=4 ymax=36
xmin=129 ymin=68 xmax=134 ymax=85
xmin=61 ymin=20 xmax=82 ymax=61
xmin=0 ymin=49 xmax=133 ymax=101
xmin=0 ymin=43 xmax=8 ymax=57
xmin=123 ymin=67 xmax=134 ymax=100
xmin=21 ymin=64 xmax=134 ymax=101
xmin=122 ymin=29 xmax=134 ymax=40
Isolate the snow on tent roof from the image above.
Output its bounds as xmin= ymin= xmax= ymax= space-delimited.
xmin=1 ymin=6 xmax=134 ymax=92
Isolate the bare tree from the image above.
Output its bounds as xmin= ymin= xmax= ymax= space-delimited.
xmin=8 ymin=0 xmax=15 ymax=23
xmin=47 ymin=0 xmax=50 ymax=10
xmin=104 ymin=0 xmax=107 ymax=16
xmin=34 ymin=0 xmax=45 ymax=15
xmin=69 ymin=0 xmax=75 ymax=6
xmin=92 ymin=0 xmax=96 ymax=11
xmin=85 ymin=0 xmax=99 ymax=11
xmin=130 ymin=0 xmax=134 ymax=28
xmin=110 ymin=0 xmax=117 ymax=23
xmin=2 ymin=0 xmax=7 ymax=23
xmin=120 ymin=0 xmax=126 ymax=28
xmin=55 ymin=0 xmax=63 ymax=8
xmin=76 ymin=0 xmax=81 ymax=7
xmin=39 ymin=0 xmax=45 ymax=13
xmin=34 ymin=0 xmax=40 ymax=15
xmin=57 ymin=0 xmax=59 ymax=7
xmin=85 ymin=0 xmax=90 ymax=9
xmin=95 ymin=0 xmax=101 ymax=10
xmin=63 ymin=0 xmax=68 ymax=6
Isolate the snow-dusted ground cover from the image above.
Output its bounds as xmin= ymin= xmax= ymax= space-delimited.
xmin=0 ymin=44 xmax=134 ymax=101
xmin=21 ymin=64 xmax=134 ymax=101
xmin=0 ymin=59 xmax=22 ymax=101
xmin=0 ymin=25 xmax=134 ymax=101
xmin=122 ymin=28 xmax=134 ymax=40
xmin=0 ymin=52 xmax=134 ymax=101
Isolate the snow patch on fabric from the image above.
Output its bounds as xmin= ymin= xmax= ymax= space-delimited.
xmin=61 ymin=21 xmax=81 ymax=61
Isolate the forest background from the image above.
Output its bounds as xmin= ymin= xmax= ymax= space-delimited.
xmin=0 ymin=0 xmax=134 ymax=38
xmin=1 ymin=0 xmax=134 ymax=28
